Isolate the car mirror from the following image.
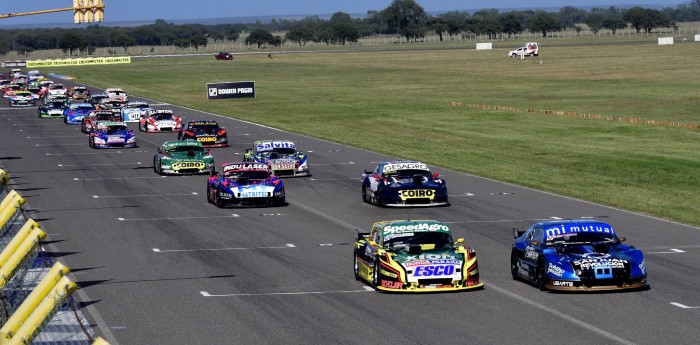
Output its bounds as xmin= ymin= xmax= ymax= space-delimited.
xmin=619 ymin=236 xmax=626 ymax=243
xmin=513 ymin=228 xmax=524 ymax=239
xmin=455 ymin=238 xmax=464 ymax=244
xmin=529 ymin=240 xmax=540 ymax=246
xmin=364 ymin=170 xmax=373 ymax=174
xmin=245 ymin=149 xmax=252 ymax=154
xmin=433 ymin=172 xmax=440 ymax=178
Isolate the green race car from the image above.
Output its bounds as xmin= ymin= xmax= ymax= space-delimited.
xmin=38 ymin=99 xmax=69 ymax=118
xmin=354 ymin=220 xmax=483 ymax=292
xmin=153 ymin=140 xmax=215 ymax=175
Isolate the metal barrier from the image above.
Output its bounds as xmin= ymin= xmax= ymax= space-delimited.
xmin=0 ymin=169 xmax=96 ymax=344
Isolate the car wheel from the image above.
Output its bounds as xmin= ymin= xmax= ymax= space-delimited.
xmin=206 ymin=184 xmax=212 ymax=203
xmin=371 ymin=261 xmax=380 ymax=290
xmin=89 ymin=136 xmax=94 ymax=148
xmin=215 ymin=190 xmax=224 ymax=208
xmin=353 ymin=254 xmax=361 ymax=281
xmin=362 ymin=185 xmax=368 ymax=203
xmin=537 ymin=259 xmax=547 ymax=291
xmin=153 ymin=158 xmax=159 ymax=174
xmin=510 ymin=250 xmax=519 ymax=280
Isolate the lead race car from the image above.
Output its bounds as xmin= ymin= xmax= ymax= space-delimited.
xmin=153 ymin=140 xmax=214 ymax=175
xmin=243 ymin=140 xmax=309 ymax=177
xmin=511 ymin=219 xmax=648 ymax=291
xmin=88 ymin=121 xmax=137 ymax=148
xmin=361 ymin=161 xmax=448 ymax=207
xmin=354 ymin=220 xmax=483 ymax=292
xmin=178 ymin=120 xmax=228 ymax=147
xmin=207 ymin=162 xmax=285 ymax=207
xmin=38 ymin=99 xmax=69 ymax=118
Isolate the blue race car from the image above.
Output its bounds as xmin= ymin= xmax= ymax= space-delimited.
xmin=361 ymin=161 xmax=449 ymax=207
xmin=88 ymin=121 xmax=137 ymax=148
xmin=63 ymin=102 xmax=95 ymax=124
xmin=207 ymin=162 xmax=285 ymax=207
xmin=511 ymin=219 xmax=649 ymax=291
xmin=243 ymin=140 xmax=309 ymax=177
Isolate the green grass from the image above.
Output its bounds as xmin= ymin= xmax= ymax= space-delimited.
xmin=47 ymin=41 xmax=700 ymax=226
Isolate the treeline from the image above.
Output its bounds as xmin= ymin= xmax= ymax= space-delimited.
xmin=1 ymin=0 xmax=698 ymax=55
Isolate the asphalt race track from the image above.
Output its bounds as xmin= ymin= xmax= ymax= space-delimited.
xmin=1 ymin=77 xmax=699 ymax=345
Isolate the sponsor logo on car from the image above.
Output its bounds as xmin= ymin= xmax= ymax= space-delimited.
xmin=547 ymin=263 xmax=565 ymax=277
xmin=173 ymin=162 xmax=205 ymax=170
xmin=383 ymin=223 xmax=449 ymax=234
xmin=413 ymin=265 xmax=455 ymax=277
xmin=552 ymin=280 xmax=574 ymax=287
xmin=398 ymin=189 xmax=435 ymax=200
xmin=383 ymin=162 xmax=429 ymax=173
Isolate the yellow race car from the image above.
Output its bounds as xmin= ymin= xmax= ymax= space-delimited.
xmin=354 ymin=220 xmax=483 ymax=292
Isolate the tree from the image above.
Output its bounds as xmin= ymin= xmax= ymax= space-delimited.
xmin=427 ymin=17 xmax=449 ymax=41
xmin=381 ymin=0 xmax=428 ymax=40
xmin=113 ymin=34 xmax=136 ymax=53
xmin=623 ymin=7 xmax=672 ymax=34
xmin=585 ymin=11 xmax=606 ymax=35
xmin=59 ymin=32 xmax=86 ymax=55
xmin=190 ymin=34 xmax=208 ymax=50
xmin=286 ymin=26 xmax=315 ymax=46
xmin=226 ymin=29 xmax=240 ymax=42
xmin=331 ymin=22 xmax=359 ymax=45
xmin=210 ymin=32 xmax=225 ymax=43
xmin=529 ymin=11 xmax=562 ymax=37
xmin=500 ymin=13 xmax=523 ymax=38
xmin=558 ymin=6 xmax=588 ymax=29
xmin=602 ymin=18 xmax=627 ymax=34
xmin=245 ymin=29 xmax=275 ymax=48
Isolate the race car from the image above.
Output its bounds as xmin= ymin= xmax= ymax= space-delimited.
xmin=139 ymin=109 xmax=182 ymax=132
xmin=361 ymin=161 xmax=448 ymax=207
xmin=44 ymin=93 xmax=69 ymax=105
xmin=177 ymin=120 xmax=228 ymax=147
xmin=153 ymin=140 xmax=215 ymax=175
xmin=2 ymin=84 xmax=24 ymax=98
xmin=38 ymin=99 xmax=69 ymax=118
xmin=207 ymin=162 xmax=285 ymax=207
xmin=26 ymin=86 xmax=42 ymax=99
xmin=88 ymin=121 xmax=137 ymax=148
xmin=63 ymin=103 xmax=95 ymax=125
xmin=121 ymin=101 xmax=151 ymax=122
xmin=354 ymin=220 xmax=483 ymax=292
xmin=97 ymin=99 xmax=127 ymax=111
xmin=105 ymin=87 xmax=128 ymax=102
xmin=81 ymin=110 xmax=122 ymax=133
xmin=46 ymin=83 xmax=67 ymax=97
xmin=68 ymin=86 xmax=91 ymax=101
xmin=89 ymin=93 xmax=109 ymax=106
xmin=243 ymin=140 xmax=309 ymax=177
xmin=8 ymin=91 xmax=36 ymax=107
xmin=511 ymin=219 xmax=648 ymax=292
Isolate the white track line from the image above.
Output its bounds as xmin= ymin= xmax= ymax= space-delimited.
xmin=200 ymin=286 xmax=373 ymax=297
xmin=153 ymin=243 xmax=295 ymax=253
xmin=118 ymin=214 xmax=239 ymax=222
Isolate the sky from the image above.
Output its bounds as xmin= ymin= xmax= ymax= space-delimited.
xmin=0 ymin=0 xmax=687 ymax=26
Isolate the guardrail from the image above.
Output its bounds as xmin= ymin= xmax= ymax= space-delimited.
xmin=0 ymin=167 xmax=106 ymax=344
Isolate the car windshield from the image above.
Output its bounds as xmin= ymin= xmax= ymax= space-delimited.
xmin=384 ymin=232 xmax=453 ymax=250
xmin=154 ymin=114 xmax=173 ymax=120
xmin=130 ymin=103 xmax=147 ymax=108
xmin=545 ymin=232 xmax=619 ymax=246
xmin=76 ymin=105 xmax=93 ymax=110
xmin=260 ymin=148 xmax=296 ymax=156
xmin=104 ymin=125 xmax=127 ymax=134
xmin=95 ymin=114 xmax=116 ymax=120
xmin=168 ymin=145 xmax=203 ymax=153
xmin=190 ymin=124 xmax=219 ymax=133
xmin=48 ymin=102 xmax=65 ymax=108
xmin=386 ymin=169 xmax=432 ymax=179
xmin=225 ymin=170 xmax=270 ymax=181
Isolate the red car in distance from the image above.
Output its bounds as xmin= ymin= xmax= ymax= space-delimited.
xmin=215 ymin=52 xmax=233 ymax=60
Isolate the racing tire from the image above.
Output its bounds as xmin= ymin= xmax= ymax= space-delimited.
xmin=510 ymin=250 xmax=519 ymax=280
xmin=206 ymin=184 xmax=212 ymax=204
xmin=89 ymin=136 xmax=94 ymax=148
xmin=362 ymin=185 xmax=368 ymax=203
xmin=371 ymin=261 xmax=380 ymax=290
xmin=353 ymin=254 xmax=361 ymax=281
xmin=215 ymin=190 xmax=224 ymax=208
xmin=536 ymin=258 xmax=547 ymax=291
xmin=153 ymin=158 xmax=159 ymax=174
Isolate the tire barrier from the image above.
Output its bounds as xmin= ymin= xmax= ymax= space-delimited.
xmin=448 ymin=101 xmax=700 ymax=130
xmin=0 ymin=169 xmax=96 ymax=344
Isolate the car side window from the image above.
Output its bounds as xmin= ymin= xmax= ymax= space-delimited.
xmin=532 ymin=227 xmax=544 ymax=244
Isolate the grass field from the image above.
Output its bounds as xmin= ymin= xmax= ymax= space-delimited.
xmin=46 ymin=40 xmax=700 ymax=226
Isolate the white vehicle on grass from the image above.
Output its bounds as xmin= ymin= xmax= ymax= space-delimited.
xmin=508 ymin=42 xmax=539 ymax=58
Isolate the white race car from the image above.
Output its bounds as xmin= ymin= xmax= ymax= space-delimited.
xmin=139 ymin=109 xmax=182 ymax=132
xmin=121 ymin=101 xmax=152 ymax=122
xmin=105 ymin=87 xmax=128 ymax=102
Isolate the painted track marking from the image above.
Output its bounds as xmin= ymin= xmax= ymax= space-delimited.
xmin=94 ymin=192 xmax=197 ymax=199
xmin=200 ymin=286 xmax=372 ymax=297
xmin=118 ymin=214 xmax=239 ymax=221
xmin=153 ymin=243 xmax=295 ymax=253
xmin=74 ymin=176 xmax=165 ymax=181
xmin=670 ymin=302 xmax=700 ymax=309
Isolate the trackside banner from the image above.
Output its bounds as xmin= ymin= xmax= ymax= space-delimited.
xmin=207 ymin=81 xmax=256 ymax=100
xmin=26 ymin=57 xmax=132 ymax=68
xmin=1 ymin=61 xmax=26 ymax=68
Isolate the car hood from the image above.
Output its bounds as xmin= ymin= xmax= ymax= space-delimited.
xmin=391 ymin=247 xmax=464 ymax=266
xmin=164 ymin=152 xmax=210 ymax=161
